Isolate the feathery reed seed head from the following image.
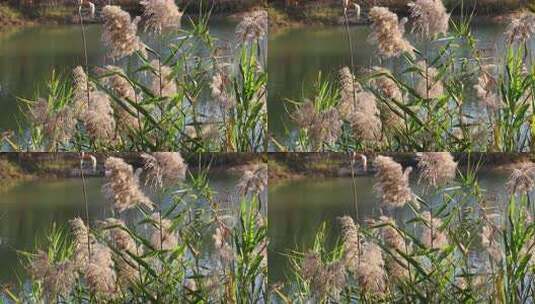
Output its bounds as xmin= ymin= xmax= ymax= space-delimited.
xmin=416 ymin=152 xmax=457 ymax=187
xmin=102 ymin=5 xmax=145 ymax=60
xmin=408 ymin=0 xmax=450 ymax=39
xmin=368 ymin=6 xmax=414 ymax=58
xmin=142 ymin=152 xmax=187 ymax=189
xmin=103 ymin=157 xmax=153 ymax=213
xmin=506 ymin=163 xmax=535 ymax=194
xmin=140 ymin=0 xmax=183 ymax=34
xmin=86 ymin=243 xmax=117 ymax=297
xmin=150 ymin=213 xmax=178 ymax=250
xmin=235 ymin=10 xmax=268 ymax=43
xmin=505 ymin=12 xmax=535 ymax=44
xmin=374 ymin=156 xmax=413 ymax=208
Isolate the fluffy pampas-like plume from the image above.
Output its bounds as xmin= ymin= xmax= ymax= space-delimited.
xmin=100 ymin=65 xmax=141 ymax=132
xmin=474 ymin=65 xmax=501 ymax=110
xmin=505 ymin=12 xmax=535 ymax=44
xmin=70 ymin=217 xmax=93 ymax=268
xmin=505 ymin=162 xmax=535 ymax=194
xmin=150 ymin=60 xmax=177 ymax=98
xmin=416 ymin=152 xmax=457 ymax=187
xmin=150 ymin=213 xmax=179 ymax=250
xmin=294 ymin=100 xmax=342 ymax=149
xmin=211 ymin=73 xmax=235 ymax=110
xmin=235 ymin=10 xmax=268 ymax=43
xmin=102 ymin=5 xmax=145 ymax=60
xmin=356 ymin=240 xmax=386 ymax=296
xmin=300 ymin=251 xmax=346 ymax=301
xmin=236 ymin=163 xmax=268 ymax=196
xmin=102 ymin=157 xmax=153 ymax=213
xmin=85 ymin=243 xmax=117 ymax=297
xmin=140 ymin=0 xmax=183 ymax=34
xmin=377 ymin=216 xmax=409 ymax=281
xmin=415 ymin=60 xmax=444 ymax=99
xmin=374 ymin=156 xmax=413 ymax=208
xmin=421 ymin=211 xmax=449 ymax=250
xmin=100 ymin=218 xmax=140 ymax=287
xmin=338 ymin=215 xmax=360 ymax=272
xmin=81 ymin=90 xmax=117 ymax=144
xmin=408 ymin=0 xmax=450 ymax=39
xmin=29 ymin=250 xmax=77 ymax=300
xmin=30 ymin=98 xmax=76 ymax=147
xmin=368 ymin=6 xmax=413 ymax=58
xmin=141 ymin=152 xmax=187 ymax=189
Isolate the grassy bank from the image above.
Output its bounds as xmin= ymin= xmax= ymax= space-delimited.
xmin=269 ymin=0 xmax=524 ymax=32
xmin=269 ymin=153 xmax=534 ymax=183
xmin=0 ymin=1 xmax=266 ymax=30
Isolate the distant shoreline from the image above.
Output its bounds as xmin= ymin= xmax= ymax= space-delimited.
xmin=269 ymin=2 xmax=523 ymax=33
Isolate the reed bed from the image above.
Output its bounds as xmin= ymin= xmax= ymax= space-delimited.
xmin=3 ymin=3 xmax=267 ymax=152
xmin=3 ymin=153 xmax=268 ymax=303
xmin=274 ymin=152 xmax=535 ymax=303
xmin=274 ymin=0 xmax=535 ymax=152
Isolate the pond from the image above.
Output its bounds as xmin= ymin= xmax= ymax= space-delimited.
xmin=0 ymin=171 xmax=241 ymax=285
xmin=0 ymin=20 xmax=237 ymax=132
xmin=267 ymin=166 xmax=511 ymax=285
xmin=267 ymin=19 xmax=510 ymax=143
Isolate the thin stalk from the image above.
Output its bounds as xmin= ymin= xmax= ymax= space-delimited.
xmin=79 ymin=153 xmax=91 ymax=258
xmin=343 ymin=7 xmax=358 ymax=111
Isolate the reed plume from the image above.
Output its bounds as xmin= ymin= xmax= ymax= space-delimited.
xmin=377 ymin=216 xmax=409 ymax=281
xmin=29 ymin=250 xmax=77 ymax=300
xmin=142 ymin=152 xmax=187 ymax=189
xmin=505 ymin=162 xmax=535 ymax=194
xmin=416 ymin=152 xmax=457 ymax=187
xmin=100 ymin=65 xmax=141 ymax=132
xmin=100 ymin=218 xmax=140 ymax=287
xmin=408 ymin=0 xmax=450 ymax=40
xmin=347 ymin=91 xmax=382 ymax=143
xmin=236 ymin=163 xmax=268 ymax=196
xmin=415 ymin=60 xmax=444 ymax=99
xmin=421 ymin=211 xmax=448 ymax=250
xmin=370 ymin=67 xmax=404 ymax=129
xmin=211 ymin=73 xmax=235 ymax=110
xmin=355 ymin=240 xmax=386 ymax=296
xmin=102 ymin=157 xmax=153 ymax=213
xmin=150 ymin=60 xmax=177 ymax=98
xmin=140 ymin=0 xmax=183 ymax=34
xmin=85 ymin=243 xmax=117 ymax=297
xmin=338 ymin=215 xmax=360 ymax=272
xmin=370 ymin=67 xmax=403 ymax=102
xmin=102 ymin=5 xmax=145 ymax=60
xmin=81 ymin=90 xmax=116 ymax=144
xmin=474 ymin=65 xmax=501 ymax=110
xmin=235 ymin=10 xmax=268 ymax=43
xmin=150 ymin=213 xmax=178 ymax=250
xmin=30 ymin=98 xmax=76 ymax=147
xmin=338 ymin=66 xmax=359 ymax=118
xmin=374 ymin=156 xmax=413 ymax=208
xmin=368 ymin=7 xmax=413 ymax=58
xmin=70 ymin=217 xmax=93 ymax=268
xmin=505 ymin=12 xmax=535 ymax=44
xmin=213 ymin=223 xmax=234 ymax=264
xmin=300 ymin=252 xmax=346 ymax=300
xmin=294 ymin=100 xmax=342 ymax=148
xmin=72 ymin=66 xmax=92 ymax=117
xmin=481 ymin=224 xmax=501 ymax=263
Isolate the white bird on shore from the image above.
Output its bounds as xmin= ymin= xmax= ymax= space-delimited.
xmin=88 ymin=2 xmax=95 ymax=19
